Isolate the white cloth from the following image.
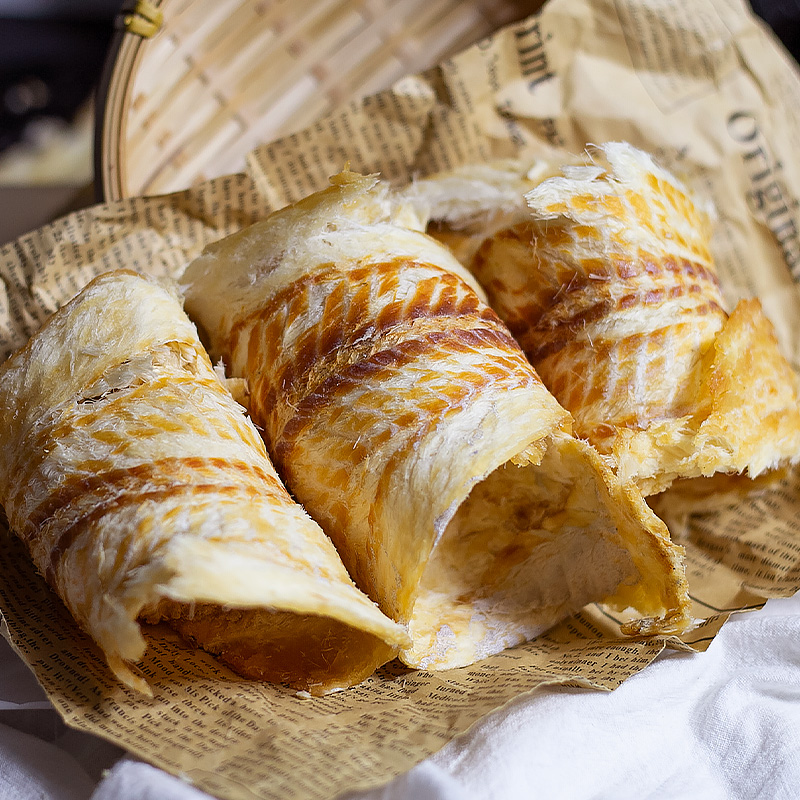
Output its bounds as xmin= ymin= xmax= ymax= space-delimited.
xmin=0 ymin=635 xmax=119 ymax=800
xmin=2 ymin=594 xmax=800 ymax=800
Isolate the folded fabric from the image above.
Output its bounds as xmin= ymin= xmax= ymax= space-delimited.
xmin=0 ymin=721 xmax=97 ymax=800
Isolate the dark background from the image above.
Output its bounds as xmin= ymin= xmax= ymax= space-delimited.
xmin=0 ymin=1 xmax=119 ymax=155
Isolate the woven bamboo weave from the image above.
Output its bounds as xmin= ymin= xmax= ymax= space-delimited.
xmin=96 ymin=0 xmax=536 ymax=200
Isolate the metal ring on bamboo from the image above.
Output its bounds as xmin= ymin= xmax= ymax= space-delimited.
xmin=123 ymin=0 xmax=163 ymax=38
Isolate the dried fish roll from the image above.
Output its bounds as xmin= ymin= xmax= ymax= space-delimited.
xmin=180 ymin=172 xmax=691 ymax=670
xmin=0 ymin=270 xmax=408 ymax=695
xmin=426 ymin=143 xmax=800 ymax=495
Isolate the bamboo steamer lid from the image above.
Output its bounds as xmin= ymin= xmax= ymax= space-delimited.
xmin=95 ymin=0 xmax=537 ymax=201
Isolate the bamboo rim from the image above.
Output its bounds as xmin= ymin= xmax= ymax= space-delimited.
xmin=95 ymin=0 xmax=537 ymax=202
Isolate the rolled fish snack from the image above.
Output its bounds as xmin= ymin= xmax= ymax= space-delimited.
xmin=0 ymin=270 xmax=408 ymax=695
xmin=180 ymin=171 xmax=691 ymax=670
xmin=423 ymin=143 xmax=800 ymax=496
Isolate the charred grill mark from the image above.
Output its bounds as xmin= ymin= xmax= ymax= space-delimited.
xmin=24 ymin=457 xmax=286 ymax=544
xmin=579 ymin=254 xmax=719 ymax=292
xmin=374 ymin=298 xmax=403 ymax=331
xmin=232 ymin=259 xmax=515 ymax=418
xmin=434 ymin=281 xmax=458 ymax=315
xmin=616 ymin=260 xmax=640 ymax=280
xmin=405 ymin=276 xmax=439 ymax=319
xmin=44 ymin=480 xmax=273 ymax=586
xmin=273 ymin=327 xmax=534 ymax=467
xmin=519 ymin=280 xmax=726 ymax=363
xmin=9 ymin=372 xmax=256 ymax=518
xmin=251 ymin=259 xmax=494 ymax=350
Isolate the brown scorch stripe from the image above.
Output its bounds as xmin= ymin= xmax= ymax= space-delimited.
xmin=223 ymin=259 xmax=526 ymax=435
xmin=25 ymin=456 xmax=286 ymax=535
xmin=519 ymin=294 xmax=726 ymax=362
xmin=17 ymin=457 xmax=291 ymax=585
xmin=270 ymin=326 xmax=538 ymax=466
xmin=43 ymin=479 xmax=273 ymax=586
xmin=473 ymin=222 xmax=718 ymax=286
xmin=8 ymin=374 xmax=268 ymax=519
xmin=226 ymin=259 xmax=496 ymax=374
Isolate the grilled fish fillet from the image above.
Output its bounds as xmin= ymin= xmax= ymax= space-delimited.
xmin=180 ymin=171 xmax=691 ymax=670
xmin=418 ymin=143 xmax=800 ymax=496
xmin=0 ymin=270 xmax=408 ymax=695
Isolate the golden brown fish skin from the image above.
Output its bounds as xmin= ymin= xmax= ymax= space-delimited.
xmin=471 ymin=153 xmax=728 ymax=456
xmin=481 ymin=230 xmax=724 ymax=363
xmin=450 ymin=143 xmax=800 ymax=494
xmin=0 ymin=270 xmax=408 ymax=694
xmin=226 ymin=259 xmax=510 ymax=449
xmin=231 ymin=259 xmax=534 ymax=448
xmin=226 ymin=256 xmax=551 ymax=615
xmin=181 ymin=172 xmax=693 ymax=669
xmin=28 ymin=458 xmax=284 ymax=585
